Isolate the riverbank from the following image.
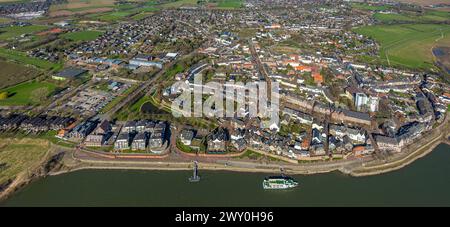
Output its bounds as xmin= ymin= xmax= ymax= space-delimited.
xmin=49 ymin=137 xmax=448 ymax=179
xmin=4 ymin=144 xmax=450 ymax=207
xmin=50 ymin=113 xmax=449 ymax=177
xmin=1 ymin=140 xmax=448 ymax=203
xmin=347 ymin=136 xmax=447 ymax=177
xmin=1 ymin=114 xmax=449 ymax=203
xmin=0 ymin=138 xmax=59 ymax=202
xmin=348 ymin=114 xmax=450 ymax=176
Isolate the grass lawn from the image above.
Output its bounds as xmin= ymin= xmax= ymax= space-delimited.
xmin=176 ymin=139 xmax=196 ymax=153
xmin=0 ymin=48 xmax=62 ymax=71
xmin=115 ymin=94 xmax=151 ymax=120
xmin=354 ymin=24 xmax=450 ymax=70
xmin=0 ymin=138 xmax=50 ymax=187
xmin=0 ymin=81 xmax=58 ymax=106
xmin=0 ymin=25 xmax=48 ymax=41
xmin=62 ymin=30 xmax=104 ymax=41
xmin=237 ymin=150 xmax=263 ymax=160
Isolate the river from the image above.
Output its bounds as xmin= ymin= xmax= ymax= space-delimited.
xmin=1 ymin=144 xmax=449 ymax=207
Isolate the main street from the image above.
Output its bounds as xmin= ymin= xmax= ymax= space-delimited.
xmin=248 ymin=39 xmax=272 ymax=99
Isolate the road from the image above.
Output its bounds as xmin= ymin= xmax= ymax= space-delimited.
xmin=248 ymin=39 xmax=272 ymax=99
xmin=52 ymin=111 xmax=449 ymax=177
xmin=100 ymin=50 xmax=198 ymax=121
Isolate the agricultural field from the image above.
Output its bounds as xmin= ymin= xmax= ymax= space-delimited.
xmin=422 ymin=10 xmax=450 ymax=21
xmin=0 ymin=138 xmax=51 ymax=189
xmin=374 ymin=11 xmax=449 ymax=23
xmin=132 ymin=12 xmax=152 ymax=20
xmin=0 ymin=25 xmax=48 ymax=41
xmin=0 ymin=61 xmax=41 ymax=90
xmin=140 ymin=6 xmax=159 ymax=12
xmin=62 ymin=30 xmax=104 ymax=41
xmin=48 ymin=0 xmax=116 ymax=17
xmin=0 ymin=48 xmax=61 ymax=71
xmin=96 ymin=11 xmax=135 ymax=21
xmin=213 ymin=0 xmax=243 ymax=9
xmin=159 ymin=0 xmax=198 ymax=8
xmin=351 ymin=3 xmax=392 ymax=11
xmin=0 ymin=81 xmax=58 ymax=106
xmin=81 ymin=3 xmax=160 ymax=21
xmin=374 ymin=13 xmax=417 ymax=23
xmin=49 ymin=0 xmax=116 ymax=11
xmin=395 ymin=0 xmax=450 ymax=7
xmin=354 ymin=24 xmax=450 ymax=70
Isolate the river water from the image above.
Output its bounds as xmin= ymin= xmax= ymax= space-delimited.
xmin=1 ymin=144 xmax=449 ymax=207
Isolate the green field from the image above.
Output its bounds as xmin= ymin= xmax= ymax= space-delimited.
xmin=0 ymin=48 xmax=61 ymax=71
xmin=62 ymin=30 xmax=104 ymax=41
xmin=115 ymin=94 xmax=151 ymax=120
xmin=132 ymin=12 xmax=152 ymax=20
xmin=374 ymin=13 xmax=417 ymax=23
xmin=159 ymin=0 xmax=198 ymax=8
xmin=0 ymin=25 xmax=48 ymax=41
xmin=354 ymin=24 xmax=450 ymax=70
xmin=374 ymin=11 xmax=450 ymax=23
xmin=0 ymin=81 xmax=58 ymax=106
xmin=140 ymin=6 xmax=159 ymax=12
xmin=214 ymin=0 xmax=243 ymax=9
xmin=114 ymin=3 xmax=137 ymax=11
xmin=90 ymin=4 xmax=159 ymax=22
xmin=98 ymin=11 xmax=134 ymax=21
xmin=422 ymin=11 xmax=450 ymax=22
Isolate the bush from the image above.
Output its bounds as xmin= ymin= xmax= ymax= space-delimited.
xmin=176 ymin=139 xmax=194 ymax=153
xmin=0 ymin=91 xmax=8 ymax=100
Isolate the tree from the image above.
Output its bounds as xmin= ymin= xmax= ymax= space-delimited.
xmin=30 ymin=87 xmax=49 ymax=103
xmin=0 ymin=91 xmax=8 ymax=100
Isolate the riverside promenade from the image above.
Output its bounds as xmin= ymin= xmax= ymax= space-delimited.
xmin=1 ymin=114 xmax=448 ymax=202
xmin=53 ymin=111 xmax=450 ymax=177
